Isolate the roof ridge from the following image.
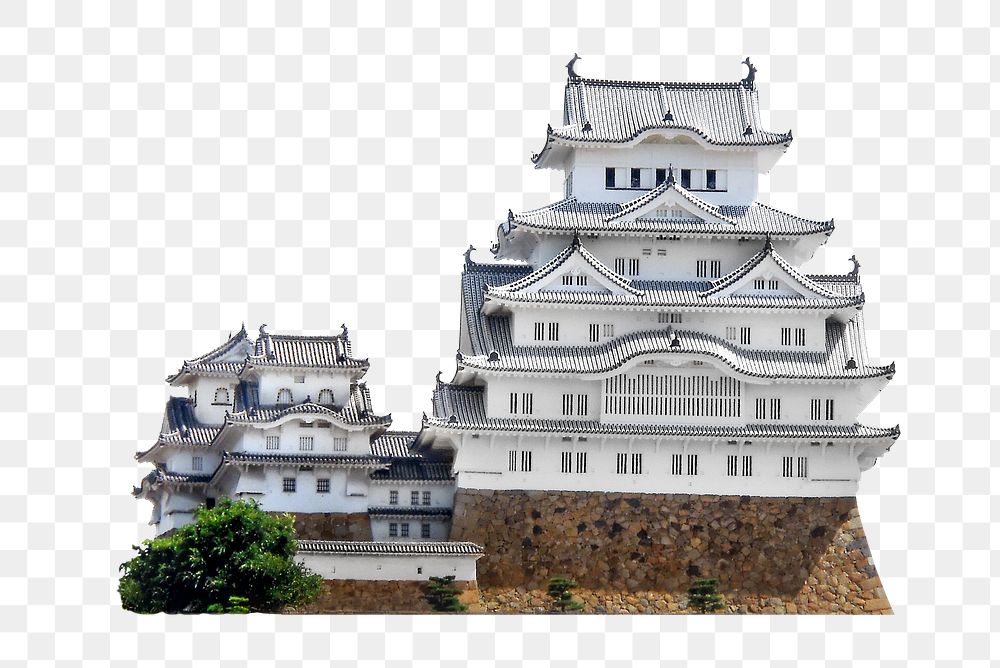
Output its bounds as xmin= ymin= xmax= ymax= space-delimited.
xmin=570 ymin=77 xmax=748 ymax=90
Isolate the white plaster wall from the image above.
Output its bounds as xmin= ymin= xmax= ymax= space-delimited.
xmin=163 ymin=447 xmax=223 ymax=476
xmin=231 ymin=467 xmax=370 ymax=514
xmin=482 ymin=364 xmax=866 ymax=426
xmin=368 ymin=483 xmax=457 ymax=509
xmin=508 ymin=305 xmax=830 ymax=353
xmin=369 ymin=517 xmax=452 ymax=541
xmin=452 ymin=433 xmax=888 ymax=498
xmin=190 ymin=377 xmax=238 ymax=425
xmin=298 ymin=552 xmax=479 ymax=581
xmin=567 ymin=142 xmax=760 ymax=205
xmin=255 ymin=370 xmax=354 ymax=408
xmin=234 ymin=420 xmax=369 ymax=456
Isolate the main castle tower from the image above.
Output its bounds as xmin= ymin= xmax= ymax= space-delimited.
xmin=419 ymin=58 xmax=898 ymax=613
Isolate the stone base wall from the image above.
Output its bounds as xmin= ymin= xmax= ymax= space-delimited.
xmin=449 ymin=490 xmax=891 ymax=614
xmin=272 ymin=512 xmax=372 ymax=541
xmin=294 ymin=579 xmax=482 ymax=614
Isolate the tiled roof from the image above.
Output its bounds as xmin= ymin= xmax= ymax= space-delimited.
xmin=484 ymin=237 xmax=862 ymax=311
xmin=132 ymin=466 xmax=213 ymax=495
xmin=459 ymin=317 xmax=893 ymax=381
xmin=369 ymin=460 xmax=455 ymax=482
xmin=542 ymin=77 xmax=792 ymax=148
xmin=297 ymin=540 xmax=484 ymax=555
xmin=367 ymin=506 xmax=453 ymax=517
xmin=461 ymin=260 xmax=532 ymax=357
xmin=506 ymin=184 xmax=832 ymax=237
xmin=370 ymin=431 xmax=421 ymax=458
xmin=244 ymin=326 xmax=368 ymax=372
xmin=166 ymin=326 xmax=252 ymax=383
xmin=136 ymin=397 xmax=221 ymax=460
xmin=227 ymin=398 xmax=392 ymax=428
xmin=426 ymin=382 xmax=900 ymax=441
xmin=487 ymin=279 xmax=863 ymax=311
xmin=496 ymin=233 xmax=642 ymax=296
xmin=222 ymin=451 xmax=387 ymax=468
xmin=700 ymin=238 xmax=839 ymax=298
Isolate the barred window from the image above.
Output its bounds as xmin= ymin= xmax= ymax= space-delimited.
xmin=548 ymin=322 xmax=560 ymax=341
xmin=577 ymin=274 xmax=588 ymax=286
xmin=810 ymin=399 xmax=822 ymax=421
xmin=411 ymin=491 xmax=420 ymax=505
xmin=797 ymin=456 xmax=808 ymax=478
xmin=422 ymin=491 xmax=431 ymax=506
xmin=389 ymin=490 xmax=399 ymax=505
xmin=740 ymin=327 xmax=751 ymax=345
xmin=521 ymin=451 xmax=532 ymax=472
xmin=589 ymin=323 xmax=600 ymax=342
xmin=753 ymin=278 xmax=765 ymax=290
xmin=316 ymin=478 xmax=330 ymax=493
xmin=726 ymin=455 xmax=738 ymax=476
xmin=575 ymin=451 xmax=587 ymax=473
xmin=671 ymin=453 xmax=683 ymax=475
xmin=421 ymin=523 xmax=431 ymax=539
xmin=616 ymin=453 xmax=628 ymax=475
xmin=768 ymin=279 xmax=779 ymax=290
xmin=782 ymin=456 xmax=794 ymax=478
xmin=604 ymin=373 xmax=742 ymax=418
xmin=282 ymin=477 xmax=296 ymax=493
xmin=631 ymin=453 xmax=643 ymax=474
xmin=561 ymin=451 xmax=572 ymax=473
xmin=191 ymin=456 xmax=203 ymax=472
xmin=825 ymin=399 xmax=834 ymax=420
xmin=389 ymin=522 xmax=398 ymax=537
xmin=562 ymin=274 xmax=573 ymax=286
xmin=299 ymin=436 xmax=314 ymax=451
xmin=400 ymin=523 xmax=410 ymax=538
xmin=742 ymin=455 xmax=753 ymax=476
xmin=687 ymin=454 xmax=698 ymax=475
xmin=265 ymin=435 xmax=280 ymax=450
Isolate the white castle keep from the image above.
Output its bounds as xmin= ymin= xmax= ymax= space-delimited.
xmin=134 ymin=60 xmax=898 ymax=579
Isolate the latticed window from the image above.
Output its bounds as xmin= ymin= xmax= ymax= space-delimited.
xmin=400 ymin=523 xmax=410 ymax=538
xmin=282 ymin=477 xmax=296 ymax=493
xmin=191 ymin=456 xmax=203 ymax=471
xmin=277 ymin=388 xmax=293 ymax=404
xmin=421 ymin=523 xmax=431 ymax=539
xmin=411 ymin=491 xmax=419 ymax=505
xmin=422 ymin=491 xmax=431 ymax=506
xmin=316 ymin=478 xmax=330 ymax=493
xmin=317 ymin=388 xmax=334 ymax=404
xmin=389 ymin=490 xmax=399 ymax=505
xmin=266 ymin=436 xmax=280 ymax=450
xmin=299 ymin=436 xmax=314 ymax=451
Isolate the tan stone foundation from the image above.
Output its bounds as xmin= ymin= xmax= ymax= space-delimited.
xmin=448 ymin=489 xmax=891 ymax=614
xmin=272 ymin=512 xmax=373 ymax=541
xmin=294 ymin=579 xmax=482 ymax=614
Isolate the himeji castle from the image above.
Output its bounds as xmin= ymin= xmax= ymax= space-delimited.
xmin=134 ymin=324 xmax=457 ymax=543
xmin=133 ymin=59 xmax=898 ymax=611
xmin=417 ymin=59 xmax=899 ymax=499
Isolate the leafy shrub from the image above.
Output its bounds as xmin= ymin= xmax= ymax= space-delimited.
xmin=119 ymin=498 xmax=321 ymax=613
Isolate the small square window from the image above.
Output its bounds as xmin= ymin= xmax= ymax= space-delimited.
xmin=293 ymin=375 xmax=305 ymax=383
xmin=191 ymin=456 xmax=203 ymax=471
xmin=316 ymin=478 xmax=330 ymax=493
xmin=282 ymin=477 xmax=296 ymax=493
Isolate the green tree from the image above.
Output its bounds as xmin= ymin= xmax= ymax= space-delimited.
xmin=687 ymin=578 xmax=725 ymax=614
xmin=119 ymin=498 xmax=321 ymax=614
xmin=424 ymin=575 xmax=467 ymax=613
xmin=547 ymin=576 xmax=584 ymax=613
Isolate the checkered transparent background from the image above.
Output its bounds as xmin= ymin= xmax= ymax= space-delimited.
xmin=0 ymin=0 xmax=994 ymax=664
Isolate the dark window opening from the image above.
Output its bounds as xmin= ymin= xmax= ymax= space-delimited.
xmin=630 ymin=168 xmax=641 ymax=188
xmin=706 ymin=169 xmax=717 ymax=190
xmin=680 ymin=169 xmax=691 ymax=189
xmin=655 ymin=168 xmax=666 ymax=186
xmin=605 ymin=167 xmax=615 ymax=188
xmin=206 ymin=497 xmax=216 ymax=509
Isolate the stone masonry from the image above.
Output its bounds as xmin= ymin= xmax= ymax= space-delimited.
xmin=294 ymin=579 xmax=482 ymax=614
xmin=274 ymin=512 xmax=373 ymax=541
xmin=449 ymin=489 xmax=891 ymax=614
